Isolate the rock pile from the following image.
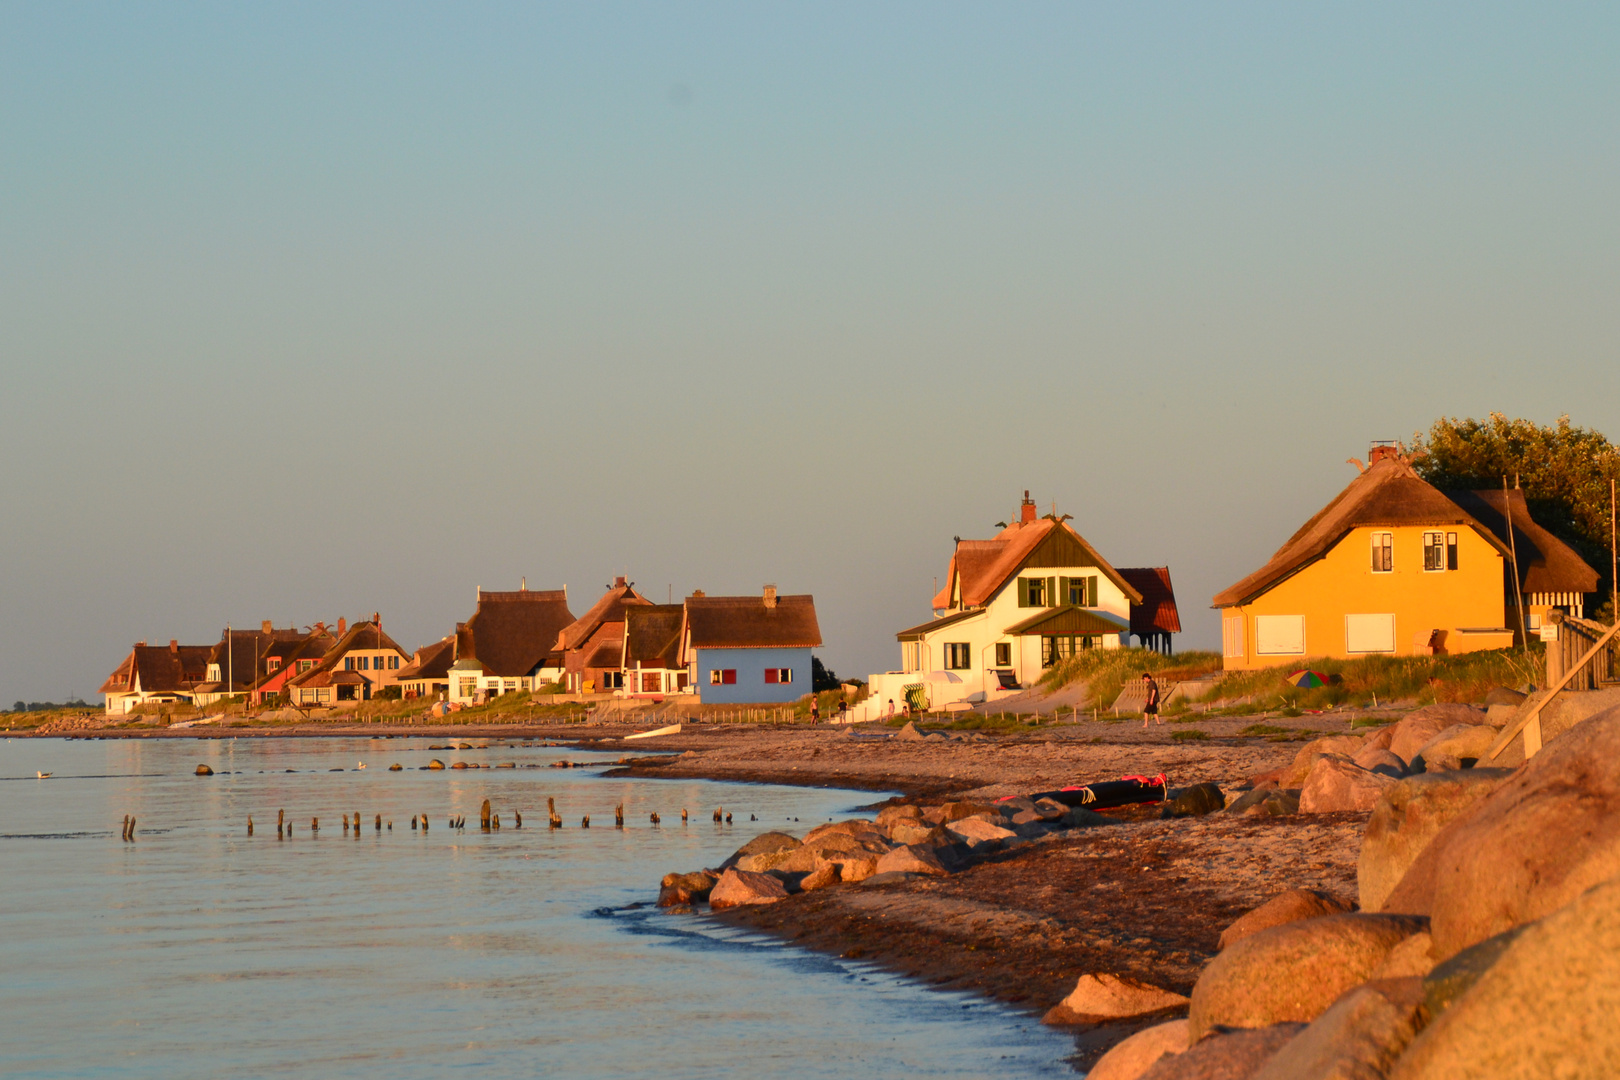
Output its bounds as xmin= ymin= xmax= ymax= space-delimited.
xmin=1088 ymin=702 xmax=1620 ymax=1080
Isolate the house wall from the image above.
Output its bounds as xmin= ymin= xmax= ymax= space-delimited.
xmin=1218 ymin=524 xmax=1512 ymax=671
xmin=335 ymin=647 xmax=409 ymax=689
xmin=695 ymin=647 xmax=811 ymax=704
xmin=892 ymin=567 xmax=1133 ymax=706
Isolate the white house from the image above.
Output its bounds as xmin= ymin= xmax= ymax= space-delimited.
xmin=867 ymin=492 xmax=1177 ymax=712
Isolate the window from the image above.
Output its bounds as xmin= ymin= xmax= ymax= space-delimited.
xmin=1041 ymin=635 xmax=1079 ymax=667
xmin=1423 ymin=532 xmax=1445 ymax=572
xmin=1255 ymin=615 xmax=1306 ymax=655
xmin=603 ymin=672 xmax=624 ymax=689
xmin=459 ymin=678 xmax=477 ymax=698
xmin=994 ymin=642 xmax=1011 ymax=667
xmin=344 ymin=656 xmax=354 ymax=671
xmin=709 ymin=668 xmax=737 ymax=685
xmin=1063 ymin=575 xmax=1098 ymax=606
xmin=1346 ymin=614 xmax=1396 ymax=653
xmin=267 ymin=658 xmax=281 ymax=671
xmin=1447 ymin=532 xmax=1459 ymax=571
xmin=1222 ymin=615 xmax=1245 ymax=658
xmin=298 ymin=659 xmax=316 ymax=673
xmin=1372 ymin=532 xmax=1393 ymax=573
xmin=764 ymin=668 xmax=794 ymax=684
xmin=504 ymin=680 xmax=517 ymax=692
xmin=944 ymin=643 xmax=971 ymax=669
xmin=1018 ymin=577 xmax=1048 ymax=607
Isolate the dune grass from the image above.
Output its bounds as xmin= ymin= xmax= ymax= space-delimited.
xmin=1037 ymin=647 xmax=1222 ymax=707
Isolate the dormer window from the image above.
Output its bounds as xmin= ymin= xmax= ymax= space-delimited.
xmin=266 ymin=658 xmax=281 ymax=671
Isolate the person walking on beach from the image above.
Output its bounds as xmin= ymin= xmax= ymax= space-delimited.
xmin=1141 ymin=672 xmax=1162 ymax=729
xmin=810 ymin=701 xmax=820 ymax=724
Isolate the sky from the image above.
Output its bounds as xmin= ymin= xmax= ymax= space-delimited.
xmin=3 ymin=3 xmax=1619 ymax=704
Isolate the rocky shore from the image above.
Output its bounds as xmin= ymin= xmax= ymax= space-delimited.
xmin=651 ymin=702 xmax=1620 ymax=1077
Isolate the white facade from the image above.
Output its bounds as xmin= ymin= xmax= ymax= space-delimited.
xmin=870 ymin=568 xmax=1132 ymax=713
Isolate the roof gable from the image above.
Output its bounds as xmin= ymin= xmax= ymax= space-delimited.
xmin=1118 ymin=567 xmax=1182 ymax=635
xmin=624 ymin=605 xmax=683 ymax=665
xmin=936 ymin=518 xmax=1144 ymax=609
xmin=558 ymin=582 xmax=651 ymax=652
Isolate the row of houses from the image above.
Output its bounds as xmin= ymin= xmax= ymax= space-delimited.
xmin=876 ymin=445 xmax=1600 ymax=710
xmin=100 ymin=581 xmax=822 ymax=714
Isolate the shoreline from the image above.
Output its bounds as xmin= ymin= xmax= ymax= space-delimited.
xmin=19 ymin=715 xmax=1366 ymax=1071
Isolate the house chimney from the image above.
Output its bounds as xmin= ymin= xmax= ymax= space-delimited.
xmin=169 ymin=639 xmax=178 ymax=653
xmin=1020 ymin=490 xmax=1037 ymax=524
xmin=371 ymin=612 xmax=379 ymax=626
xmin=763 ymin=584 xmax=778 ymax=609
xmin=261 ymin=620 xmax=273 ymax=636
xmin=136 ymin=640 xmax=146 ymax=648
xmin=1369 ymin=441 xmax=1400 ymax=465
xmin=337 ymin=617 xmax=347 ymax=636
xmin=690 ymin=589 xmax=706 ymax=598
xmin=614 ymin=575 xmax=627 ymax=588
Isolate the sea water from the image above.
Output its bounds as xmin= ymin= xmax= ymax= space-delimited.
xmin=0 ymin=737 xmax=1073 ymax=1078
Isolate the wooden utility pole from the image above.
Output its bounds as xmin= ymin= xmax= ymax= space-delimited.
xmin=1504 ymin=477 xmax=1527 ymax=652
xmin=1611 ymin=477 xmax=1616 ymax=623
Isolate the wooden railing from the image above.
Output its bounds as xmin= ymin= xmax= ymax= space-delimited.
xmin=1544 ymin=613 xmax=1619 ymax=691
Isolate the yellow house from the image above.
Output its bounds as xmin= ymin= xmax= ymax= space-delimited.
xmin=1213 ymin=448 xmax=1526 ymax=670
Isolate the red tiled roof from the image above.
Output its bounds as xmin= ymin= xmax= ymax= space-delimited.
xmin=684 ymin=594 xmax=822 ymax=650
xmin=1119 ymin=567 xmax=1182 ymax=635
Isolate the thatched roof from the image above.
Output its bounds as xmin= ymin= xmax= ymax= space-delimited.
xmin=1446 ymin=488 xmax=1600 ymax=595
xmin=396 ymin=637 xmax=455 ymax=682
xmin=459 ymin=588 xmax=576 ymax=677
xmin=99 ymin=643 xmax=212 ymax=695
xmin=683 ymin=594 xmax=822 ymax=650
xmin=1212 ymin=456 xmax=1512 ymax=608
xmin=557 ymin=580 xmax=650 ymax=652
xmin=932 ymin=518 xmax=1143 ymax=610
xmin=624 ymin=605 xmax=684 ymax=666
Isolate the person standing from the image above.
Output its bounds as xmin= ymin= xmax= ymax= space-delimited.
xmin=1141 ymin=672 xmax=1162 ymax=729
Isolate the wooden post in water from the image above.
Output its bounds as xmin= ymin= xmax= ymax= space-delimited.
xmin=248 ymin=816 xmax=254 ymax=837
xmin=649 ymin=811 xmax=660 ymax=825
xmin=681 ymin=808 xmax=688 ymax=824
xmin=548 ymin=797 xmax=561 ymax=829
xmin=375 ymin=814 xmax=382 ymax=831
xmin=581 ymin=814 xmax=590 ymax=828
xmin=713 ymin=806 xmax=723 ymax=822
xmin=514 ymin=811 xmax=522 ymax=828
xmin=614 ymin=803 xmax=624 ymax=829
xmin=277 ymin=808 xmax=285 ymax=838
xmin=492 ymin=813 xmax=500 ymax=829
xmin=421 ymin=813 xmax=429 ymax=832
xmin=128 ymin=816 xmax=136 ymax=840
xmin=312 ymin=817 xmax=319 ymax=832
xmin=480 ymin=798 xmax=492 ymax=830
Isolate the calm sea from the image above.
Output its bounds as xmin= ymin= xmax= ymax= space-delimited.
xmin=0 ymin=736 xmax=1073 ymax=1079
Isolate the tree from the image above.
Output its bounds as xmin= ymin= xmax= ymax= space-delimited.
xmin=811 ymin=656 xmax=841 ymax=692
xmin=1412 ymin=413 xmax=1620 ymax=613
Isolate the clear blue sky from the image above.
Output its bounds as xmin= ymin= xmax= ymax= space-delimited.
xmin=3 ymin=3 xmax=1619 ymax=704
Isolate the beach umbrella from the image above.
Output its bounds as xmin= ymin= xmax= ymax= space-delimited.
xmin=1286 ymin=669 xmax=1329 ymax=689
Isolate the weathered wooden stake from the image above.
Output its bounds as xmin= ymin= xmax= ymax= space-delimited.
xmin=513 ymin=811 xmax=522 ymax=828
xmin=312 ymin=817 xmax=319 ymax=832
xmin=411 ymin=815 xmax=418 ymax=830
xmin=713 ymin=806 xmax=723 ymax=822
xmin=375 ymin=814 xmax=382 ymax=831
xmin=421 ymin=812 xmax=429 ymax=831
xmin=649 ymin=811 xmax=660 ymax=825
xmin=247 ymin=816 xmax=254 ymax=837
xmin=492 ymin=813 xmax=500 ymax=829
xmin=480 ymin=798 xmax=492 ymax=829
xmin=681 ymin=808 xmax=688 ymax=824
xmin=581 ymin=814 xmax=590 ymax=828
xmin=615 ymin=803 xmax=624 ymax=829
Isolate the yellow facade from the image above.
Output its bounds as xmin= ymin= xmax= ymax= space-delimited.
xmin=1219 ymin=525 xmax=1513 ymax=670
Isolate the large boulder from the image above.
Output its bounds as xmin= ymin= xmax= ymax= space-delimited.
xmin=1381 ymin=707 xmax=1620 ymax=960
xmin=874 ymin=844 xmax=947 ymax=877
xmin=723 ymin=831 xmax=803 ymax=872
xmin=1189 ymin=913 xmax=1427 ymax=1040
xmin=875 ymin=803 xmax=923 ymax=829
xmin=1353 ymin=744 xmax=1408 ymax=778
xmin=657 ymin=870 xmax=718 ymax=906
xmin=923 ymin=800 xmax=999 ymax=826
xmin=1282 ymin=736 xmax=1365 ymax=787
xmin=1299 ymin=755 xmax=1396 ymax=813
xmin=1389 ymin=878 xmax=1620 ymax=1079
xmin=1164 ymin=783 xmax=1225 ymax=818
xmin=829 ymin=854 xmax=881 ymax=883
xmin=1359 ymin=724 xmax=1397 ymax=752
xmin=1388 ymin=704 xmax=1489 ymax=764
xmin=944 ymin=817 xmax=1017 ymax=847
xmin=1359 ymin=770 xmax=1514 ymax=911
xmin=798 ymin=861 xmax=842 ymax=892
xmin=1250 ymin=978 xmax=1426 ymax=1080
xmin=1218 ymin=889 xmax=1354 ymax=951
xmin=888 ymin=821 xmax=950 ymax=847
xmin=1139 ymin=1025 xmax=1304 ymax=1080
xmin=1087 ymin=1020 xmax=1188 ymax=1080
xmin=1042 ymin=974 xmax=1190 ymax=1024
xmin=1410 ymin=723 xmax=1500 ymax=773
xmin=1370 ymin=931 xmax=1435 ymax=979
xmin=708 ymin=868 xmax=789 ymax=909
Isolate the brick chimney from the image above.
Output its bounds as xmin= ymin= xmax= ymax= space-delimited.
xmin=1020 ymin=490 xmax=1037 ymax=524
xmin=690 ymin=589 xmax=706 ymax=598
xmin=169 ymin=639 xmax=178 ymax=653
xmin=614 ymin=575 xmax=627 ymax=588
xmin=763 ymin=584 xmax=778 ymax=609
xmin=337 ymin=617 xmax=347 ymax=635
xmin=261 ymin=620 xmax=273 ymax=635
xmin=1369 ymin=441 xmax=1400 ymax=465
